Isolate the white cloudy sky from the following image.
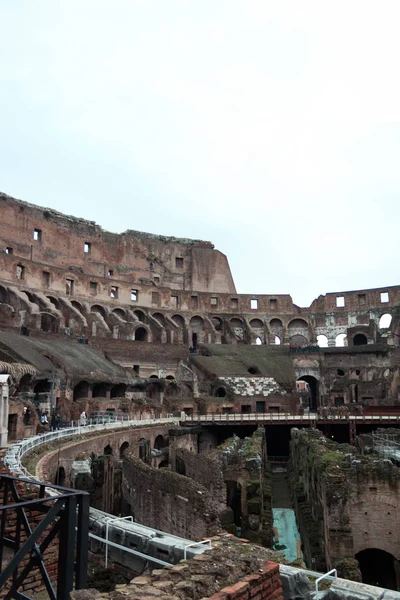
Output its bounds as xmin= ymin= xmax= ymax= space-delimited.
xmin=1 ymin=1 xmax=399 ymax=307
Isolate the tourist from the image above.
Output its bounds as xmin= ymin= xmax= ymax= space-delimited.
xmin=80 ymin=411 xmax=87 ymax=426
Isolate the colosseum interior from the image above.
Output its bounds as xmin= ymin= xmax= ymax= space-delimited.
xmin=1 ymin=190 xmax=400 ymax=598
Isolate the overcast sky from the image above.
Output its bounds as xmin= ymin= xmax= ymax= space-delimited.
xmin=1 ymin=2 xmax=399 ymax=307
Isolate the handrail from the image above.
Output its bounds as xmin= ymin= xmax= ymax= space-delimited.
xmin=180 ymin=412 xmax=400 ymax=423
xmin=315 ymin=569 xmax=337 ymax=599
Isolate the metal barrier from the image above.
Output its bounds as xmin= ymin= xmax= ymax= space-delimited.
xmin=180 ymin=412 xmax=400 ymax=424
xmin=0 ymin=474 xmax=89 ymax=600
xmin=315 ymin=568 xmax=337 ymax=599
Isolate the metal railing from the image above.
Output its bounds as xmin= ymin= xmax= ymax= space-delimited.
xmin=4 ymin=417 xmax=179 ymax=480
xmin=0 ymin=474 xmax=89 ymax=600
xmin=180 ymin=412 xmax=400 ymax=423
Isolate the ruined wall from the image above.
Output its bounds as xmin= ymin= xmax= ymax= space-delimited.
xmin=122 ymin=454 xmax=220 ymax=540
xmin=289 ymin=428 xmax=400 ymax=575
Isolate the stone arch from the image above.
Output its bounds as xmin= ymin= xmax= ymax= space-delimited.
xmin=110 ymin=383 xmax=126 ymax=398
xmin=40 ymin=312 xmax=58 ymax=333
xmin=104 ymin=444 xmax=113 ymax=456
xmin=211 ymin=316 xmax=223 ymax=331
xmin=379 ymin=314 xmax=392 ymax=330
xmin=134 ymin=327 xmax=148 ymax=342
xmin=134 ymin=310 xmax=146 ymax=323
xmin=172 ymin=314 xmax=185 ymax=327
xmin=190 ymin=316 xmax=204 ymax=331
xmin=112 ymin=308 xmax=126 ymax=320
xmin=317 ymin=334 xmax=328 ymax=347
xmin=165 ymin=382 xmax=179 ymax=398
xmin=34 ymin=379 xmax=51 ymax=394
xmin=154 ymin=435 xmax=165 ymax=450
xmin=250 ymin=318 xmax=264 ymax=329
xmin=92 ymin=382 xmax=108 ymax=398
xmin=335 ymin=333 xmax=347 ymax=347
xmin=120 ymin=441 xmax=130 ymax=458
xmin=18 ymin=373 xmax=33 ymax=393
xmin=91 ymin=304 xmax=106 ymax=319
xmin=288 ymin=319 xmax=309 ymax=343
xmin=71 ymin=300 xmax=85 ymax=314
xmin=296 ymin=375 xmax=320 ymax=410
xmin=270 ymin=318 xmax=283 ymax=329
xmin=152 ymin=312 xmax=165 ymax=324
xmin=215 ymin=386 xmax=227 ymax=398
xmin=230 ymin=317 xmax=244 ymax=342
xmin=46 ymin=296 xmax=60 ymax=309
xmin=73 ymin=381 xmax=90 ymax=401
xmin=356 ymin=549 xmax=396 ymax=590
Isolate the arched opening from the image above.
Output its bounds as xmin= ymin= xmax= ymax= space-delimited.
xmin=92 ymin=382 xmax=108 ymax=398
xmin=104 ymin=445 xmax=113 ymax=456
xmin=248 ymin=366 xmax=260 ymax=375
xmin=134 ymin=327 xmax=148 ymax=342
xmin=317 ymin=334 xmax=328 ymax=348
xmin=288 ymin=319 xmax=309 ymax=343
xmin=230 ymin=318 xmax=244 ymax=342
xmin=172 ymin=314 xmax=184 ymax=328
xmin=139 ymin=438 xmax=148 ymax=462
xmin=34 ymin=380 xmax=51 ymax=394
xmin=212 ymin=316 xmax=223 ymax=331
xmin=353 ymin=333 xmax=368 ymax=346
xmin=274 ymin=336 xmax=281 ymax=345
xmin=71 ymin=301 xmax=84 ymax=314
xmin=112 ymin=308 xmax=126 ymax=320
xmin=250 ymin=318 xmax=264 ymax=329
xmin=335 ymin=333 xmax=347 ymax=347
xmin=165 ymin=382 xmax=179 ymax=398
xmin=22 ymin=290 xmax=36 ymax=304
xmin=255 ymin=336 xmax=263 ymax=345
xmin=18 ymin=374 xmax=33 ymax=393
xmin=379 ymin=314 xmax=392 ymax=330
xmin=110 ymin=383 xmax=126 ymax=398
xmin=46 ymin=296 xmax=60 ymax=309
xmin=154 ymin=435 xmax=165 ymax=450
xmin=41 ymin=313 xmax=58 ymax=333
xmin=159 ymin=460 xmax=169 ymax=468
xmin=134 ymin=310 xmax=146 ymax=323
xmin=55 ymin=466 xmax=66 ymax=487
xmin=152 ymin=312 xmax=165 ymax=324
xmin=297 ymin=375 xmax=319 ymax=410
xmin=270 ymin=318 xmax=283 ymax=329
xmin=226 ymin=481 xmax=242 ymax=527
xmin=91 ymin=304 xmax=106 ymax=319
xmin=215 ymin=387 xmax=227 ymax=398
xmin=176 ymin=456 xmax=186 ymax=476
xmin=356 ymin=549 xmax=397 ymax=590
xmin=166 ymin=375 xmax=175 ymax=380
xmin=73 ymin=381 xmax=89 ymax=401
xmin=290 ymin=334 xmax=308 ymax=346
xmin=120 ymin=441 xmax=130 ymax=458
xmin=190 ymin=316 xmax=204 ymax=348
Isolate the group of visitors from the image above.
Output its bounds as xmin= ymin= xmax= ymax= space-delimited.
xmin=316 ymin=404 xmax=364 ymax=418
xmin=290 ymin=344 xmax=320 ymax=353
xmin=39 ymin=410 xmax=62 ymax=430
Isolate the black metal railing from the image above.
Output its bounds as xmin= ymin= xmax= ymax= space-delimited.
xmin=0 ymin=474 xmax=89 ymax=600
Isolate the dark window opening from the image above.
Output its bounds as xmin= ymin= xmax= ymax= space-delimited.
xmin=33 ymin=228 xmax=42 ymax=241
xmin=110 ymin=286 xmax=118 ymax=299
xmin=171 ymin=295 xmax=179 ymax=309
xmin=231 ymin=298 xmax=238 ymax=310
xmin=353 ymin=333 xmax=368 ymax=346
xmin=191 ymin=296 xmax=198 ymax=309
xmin=5 ymin=247 xmax=12 ymax=255
xmin=215 ymin=387 xmax=227 ymax=397
xmin=270 ymin=299 xmax=277 ymax=310
xmin=107 ymin=269 xmax=114 ymax=277
xmin=135 ymin=327 xmax=148 ymax=342
xmin=133 ymin=365 xmax=140 ymax=374
xmin=226 ymin=480 xmax=242 ymax=527
xmin=42 ymin=271 xmax=50 ymax=287
xmin=241 ymin=404 xmax=251 ymax=413
xmin=175 ymin=456 xmax=186 ymax=476
xmin=175 ymin=257 xmax=184 ymax=269
xmin=66 ymin=278 xmax=74 ymax=295
xmin=337 ymin=369 xmax=345 ymax=376
xmin=248 ymin=366 xmax=260 ymax=375
xmin=90 ymin=281 xmax=97 ymax=295
xmin=334 ymin=397 xmax=345 ymax=406
xmin=16 ymin=264 xmax=25 ymax=280
xmin=152 ymin=292 xmax=159 ymax=305
xmin=256 ymin=401 xmax=265 ymax=413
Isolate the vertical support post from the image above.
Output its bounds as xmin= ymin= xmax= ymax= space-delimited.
xmin=57 ymin=496 xmax=77 ymax=600
xmin=349 ymin=420 xmax=357 ymax=446
xmin=75 ymin=494 xmax=89 ymax=589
